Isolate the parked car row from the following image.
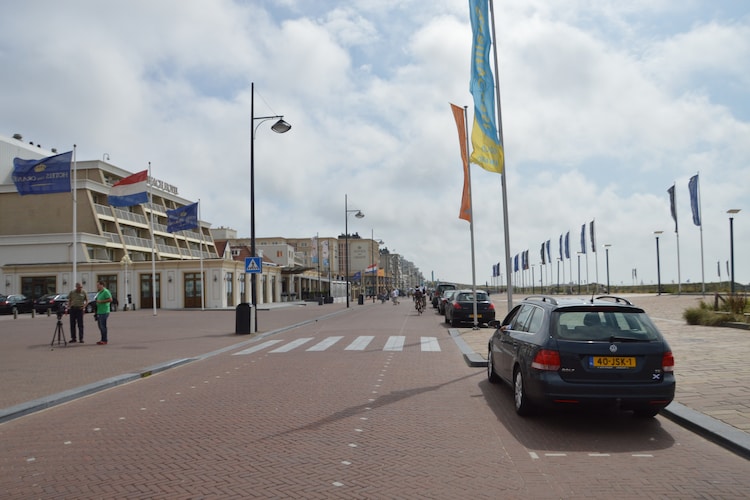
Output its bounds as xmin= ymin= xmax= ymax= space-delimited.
xmin=33 ymin=293 xmax=68 ymax=314
xmin=0 ymin=294 xmax=34 ymax=314
xmin=2 ymin=291 xmax=107 ymax=315
xmin=430 ymin=283 xmax=457 ymax=308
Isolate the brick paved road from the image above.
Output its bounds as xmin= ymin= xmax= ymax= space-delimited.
xmin=2 ymin=298 xmax=749 ymax=498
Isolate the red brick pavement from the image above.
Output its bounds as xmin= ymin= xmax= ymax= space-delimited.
xmin=1 ymin=297 xmax=749 ymax=498
xmin=0 ymin=302 xmax=348 ymax=411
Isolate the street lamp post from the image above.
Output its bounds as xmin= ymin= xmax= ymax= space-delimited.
xmin=251 ymin=82 xmax=291 ymax=331
xmin=604 ymin=244 xmax=611 ymax=292
xmin=654 ymin=231 xmax=663 ymax=295
xmin=120 ymin=254 xmax=132 ymax=311
xmin=727 ymin=209 xmax=741 ymax=294
xmin=577 ymin=252 xmax=582 ymax=294
xmin=370 ymin=230 xmax=383 ymax=301
xmin=344 ymin=194 xmax=364 ymax=308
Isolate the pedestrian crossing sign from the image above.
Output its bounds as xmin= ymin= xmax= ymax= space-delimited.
xmin=245 ymin=257 xmax=262 ymax=274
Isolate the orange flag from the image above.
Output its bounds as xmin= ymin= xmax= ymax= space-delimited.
xmin=450 ymin=103 xmax=472 ymax=223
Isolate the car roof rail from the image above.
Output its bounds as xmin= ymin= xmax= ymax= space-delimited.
xmin=594 ymin=295 xmax=633 ymax=306
xmin=524 ymin=295 xmax=558 ymax=305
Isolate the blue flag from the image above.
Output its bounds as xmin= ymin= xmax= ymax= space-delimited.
xmin=564 ymin=232 xmax=570 ymax=259
xmin=546 ymin=240 xmax=551 ymax=263
xmin=667 ymin=184 xmax=678 ymax=233
xmin=166 ymin=202 xmax=199 ymax=232
xmin=688 ymin=174 xmax=701 ymax=226
xmin=580 ymin=224 xmax=587 ymax=254
xmin=12 ymin=151 xmax=72 ymax=195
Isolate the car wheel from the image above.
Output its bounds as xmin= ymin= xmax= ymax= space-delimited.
xmin=513 ymin=368 xmax=534 ymax=416
xmin=487 ymin=346 xmax=501 ymax=384
xmin=450 ymin=316 xmax=458 ymax=327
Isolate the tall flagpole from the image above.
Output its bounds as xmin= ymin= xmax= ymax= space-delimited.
xmin=149 ymin=162 xmax=157 ymax=316
xmin=72 ymin=145 xmax=77 ymax=287
xmin=695 ymin=173 xmax=705 ymax=295
xmin=488 ymin=0 xmax=513 ymax=309
xmin=199 ymin=199 xmax=205 ymax=310
xmin=461 ymin=105 xmax=479 ymax=329
xmin=672 ymin=182 xmax=682 ymax=295
xmin=593 ymin=220 xmax=599 ymax=290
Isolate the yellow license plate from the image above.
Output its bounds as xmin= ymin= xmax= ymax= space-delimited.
xmin=470 ymin=314 xmax=482 ymax=319
xmin=591 ymin=356 xmax=635 ymax=368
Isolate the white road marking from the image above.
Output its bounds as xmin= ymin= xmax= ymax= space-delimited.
xmin=383 ymin=336 xmax=406 ymax=351
xmin=269 ymin=338 xmax=314 ymax=352
xmin=307 ymin=336 xmax=343 ymax=351
xmin=345 ymin=336 xmax=374 ymax=350
xmin=232 ymin=340 xmax=283 ymax=355
xmin=420 ymin=336 xmax=441 ymax=351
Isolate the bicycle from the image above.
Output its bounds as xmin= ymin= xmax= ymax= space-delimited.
xmin=414 ymin=294 xmax=425 ymax=315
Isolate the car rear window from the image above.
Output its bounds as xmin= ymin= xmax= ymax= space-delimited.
xmin=554 ymin=310 xmax=661 ymax=341
xmin=457 ymin=292 xmax=488 ymax=302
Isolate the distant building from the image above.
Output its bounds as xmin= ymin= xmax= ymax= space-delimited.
xmin=1 ymin=133 xmax=422 ymax=307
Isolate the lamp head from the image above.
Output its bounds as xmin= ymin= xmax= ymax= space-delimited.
xmin=271 ymin=119 xmax=291 ymax=134
xmin=355 ymin=211 xmax=365 ymax=219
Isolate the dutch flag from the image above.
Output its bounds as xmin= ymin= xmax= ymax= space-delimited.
xmin=108 ymin=170 xmax=149 ymax=207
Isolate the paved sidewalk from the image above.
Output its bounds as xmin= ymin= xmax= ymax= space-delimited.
xmin=2 ymin=294 xmax=749 ymax=459
xmin=0 ymin=301 xmax=348 ymax=418
xmin=451 ymin=293 xmax=750 ymax=459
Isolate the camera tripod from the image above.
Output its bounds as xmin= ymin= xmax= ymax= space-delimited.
xmin=50 ymin=313 xmax=67 ymax=347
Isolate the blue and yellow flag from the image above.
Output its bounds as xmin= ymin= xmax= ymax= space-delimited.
xmin=469 ymin=0 xmax=503 ymax=174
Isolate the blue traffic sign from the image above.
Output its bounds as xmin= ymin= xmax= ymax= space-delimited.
xmin=245 ymin=257 xmax=262 ymax=274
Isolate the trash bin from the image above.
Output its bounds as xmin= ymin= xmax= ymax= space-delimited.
xmin=318 ymin=297 xmax=324 ymax=305
xmin=358 ymin=294 xmax=364 ymax=305
xmin=235 ymin=303 xmax=251 ymax=334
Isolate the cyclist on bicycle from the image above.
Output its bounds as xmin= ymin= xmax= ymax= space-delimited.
xmin=414 ymin=286 xmax=426 ymax=313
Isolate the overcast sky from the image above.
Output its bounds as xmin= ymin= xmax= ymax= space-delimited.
xmin=2 ymin=0 xmax=748 ymax=288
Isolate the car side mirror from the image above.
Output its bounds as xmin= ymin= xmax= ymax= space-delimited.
xmin=488 ymin=319 xmax=501 ymax=330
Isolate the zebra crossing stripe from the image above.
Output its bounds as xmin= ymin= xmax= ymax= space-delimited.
xmin=269 ymin=338 xmax=314 ymax=353
xmin=345 ymin=336 xmax=374 ymax=350
xmin=232 ymin=339 xmax=284 ymax=356
xmin=307 ymin=336 xmax=344 ymax=351
xmin=233 ymin=336 xmax=440 ymax=355
xmin=420 ymin=337 xmax=440 ymax=352
xmin=383 ymin=336 xmax=406 ymax=351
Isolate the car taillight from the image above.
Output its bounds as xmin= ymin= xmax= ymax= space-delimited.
xmin=662 ymin=351 xmax=674 ymax=372
xmin=488 ymin=303 xmax=495 ymax=310
xmin=452 ymin=302 xmax=462 ymax=309
xmin=531 ymin=349 xmax=560 ymax=371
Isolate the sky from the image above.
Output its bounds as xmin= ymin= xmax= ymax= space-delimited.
xmin=1 ymin=0 xmax=748 ymax=288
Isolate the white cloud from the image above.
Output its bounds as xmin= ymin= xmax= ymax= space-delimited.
xmin=1 ymin=0 xmax=748 ymax=289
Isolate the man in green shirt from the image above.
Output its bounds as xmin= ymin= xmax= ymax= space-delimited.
xmin=95 ymin=281 xmax=113 ymax=345
xmin=67 ymin=282 xmax=88 ymax=343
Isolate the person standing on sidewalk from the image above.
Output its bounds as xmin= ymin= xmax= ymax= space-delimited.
xmin=94 ymin=281 xmax=112 ymax=345
xmin=67 ymin=282 xmax=88 ymax=343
